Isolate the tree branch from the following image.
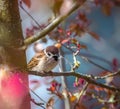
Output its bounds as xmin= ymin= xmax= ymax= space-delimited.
xmin=28 ymin=71 xmax=120 ymax=92
xmin=23 ymin=1 xmax=86 ymax=47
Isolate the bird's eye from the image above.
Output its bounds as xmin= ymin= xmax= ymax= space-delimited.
xmin=47 ymin=52 xmax=51 ymax=56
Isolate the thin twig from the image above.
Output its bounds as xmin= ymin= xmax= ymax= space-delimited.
xmin=92 ymin=93 xmax=120 ymax=104
xmin=30 ymin=88 xmax=47 ymax=104
xmin=62 ymin=44 xmax=112 ymax=72
xmin=31 ymin=98 xmax=45 ymax=108
xmin=19 ymin=78 xmax=47 ymax=104
xmin=19 ymin=3 xmax=41 ymax=28
xmin=94 ymin=70 xmax=120 ymax=79
xmin=78 ymin=82 xmax=89 ymax=102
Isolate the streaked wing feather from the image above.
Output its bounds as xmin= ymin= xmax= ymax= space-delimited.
xmin=27 ymin=57 xmax=39 ymax=70
xmin=27 ymin=50 xmax=44 ymax=70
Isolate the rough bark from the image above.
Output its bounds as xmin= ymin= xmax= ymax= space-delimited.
xmin=0 ymin=0 xmax=30 ymax=109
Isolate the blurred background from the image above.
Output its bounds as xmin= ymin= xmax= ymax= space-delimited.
xmin=19 ymin=0 xmax=120 ymax=108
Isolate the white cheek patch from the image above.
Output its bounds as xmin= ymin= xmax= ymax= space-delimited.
xmin=44 ymin=48 xmax=54 ymax=58
xmin=43 ymin=48 xmax=48 ymax=56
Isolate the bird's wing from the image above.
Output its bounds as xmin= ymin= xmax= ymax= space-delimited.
xmin=27 ymin=50 xmax=44 ymax=70
xmin=27 ymin=57 xmax=39 ymax=70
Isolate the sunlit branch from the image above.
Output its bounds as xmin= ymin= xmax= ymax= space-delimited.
xmin=23 ymin=1 xmax=86 ymax=47
xmin=73 ymin=82 xmax=89 ymax=109
xmin=94 ymin=70 xmax=120 ymax=79
xmin=77 ymin=82 xmax=89 ymax=102
xmin=28 ymin=71 xmax=120 ymax=92
xmin=92 ymin=93 xmax=120 ymax=104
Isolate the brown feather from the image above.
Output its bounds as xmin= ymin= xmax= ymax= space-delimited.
xmin=27 ymin=57 xmax=39 ymax=70
xmin=46 ymin=46 xmax=58 ymax=55
xmin=27 ymin=50 xmax=44 ymax=70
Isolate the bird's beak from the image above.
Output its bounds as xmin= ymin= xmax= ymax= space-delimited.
xmin=53 ymin=55 xmax=59 ymax=61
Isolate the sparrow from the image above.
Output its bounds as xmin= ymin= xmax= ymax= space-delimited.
xmin=27 ymin=45 xmax=59 ymax=72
